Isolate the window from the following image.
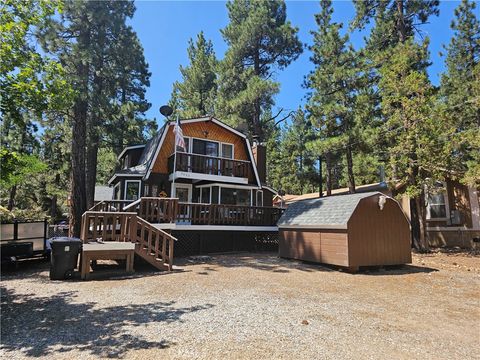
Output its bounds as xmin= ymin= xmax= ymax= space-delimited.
xmin=144 ymin=184 xmax=149 ymax=197
xmin=125 ymin=180 xmax=141 ymax=201
xmin=193 ymin=138 xmax=219 ymax=157
xmin=113 ymin=183 xmax=120 ymax=200
xmin=151 ymin=185 xmax=158 ymax=197
xmin=256 ymin=190 xmax=263 ymax=207
xmin=201 ymin=187 xmax=211 ymax=203
xmin=221 ymin=143 xmax=233 ymax=159
xmin=426 ymin=185 xmax=448 ymax=219
xmin=221 ymin=188 xmax=250 ymax=206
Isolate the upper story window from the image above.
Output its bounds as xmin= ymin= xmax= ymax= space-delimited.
xmin=426 ymin=183 xmax=449 ymax=220
xmin=222 ymin=143 xmax=233 ymax=159
xmin=193 ymin=138 xmax=219 ymax=157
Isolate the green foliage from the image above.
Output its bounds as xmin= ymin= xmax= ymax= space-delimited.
xmin=379 ymin=40 xmax=451 ymax=197
xmin=440 ymin=0 xmax=480 ymax=187
xmin=267 ymin=109 xmax=318 ymax=194
xmin=170 ymin=32 xmax=218 ymax=118
xmin=216 ymin=0 xmax=302 ymax=140
xmin=0 ymin=148 xmax=47 ymax=189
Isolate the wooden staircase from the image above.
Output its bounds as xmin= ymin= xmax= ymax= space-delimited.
xmin=80 ymin=211 xmax=176 ymax=271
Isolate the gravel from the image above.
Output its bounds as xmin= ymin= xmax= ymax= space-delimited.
xmin=1 ymin=251 xmax=479 ymax=359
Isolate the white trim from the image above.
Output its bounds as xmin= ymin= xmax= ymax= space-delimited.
xmin=427 ymin=226 xmax=473 ymax=232
xmin=169 ymin=171 xmax=248 ymax=184
xmin=246 ymin=138 xmax=262 ymax=188
xmin=108 ymin=173 xmax=142 ymax=185
xmin=145 ymin=124 xmax=169 ymax=180
xmin=262 ymin=185 xmax=278 ymax=195
xmin=168 ymin=116 xmax=247 ymax=139
xmin=171 ymin=183 xmax=193 ymax=202
xmin=117 ymin=145 xmax=145 ymax=160
xmin=124 ymin=180 xmax=142 ymax=201
xmin=153 ymin=224 xmax=278 ymax=232
xmin=425 ymin=183 xmax=450 ymax=221
xmin=195 ymin=182 xmax=258 ymax=190
xmin=468 ymin=187 xmax=480 ymax=230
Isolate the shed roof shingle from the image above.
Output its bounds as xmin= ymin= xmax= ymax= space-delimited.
xmin=277 ymin=192 xmax=383 ymax=228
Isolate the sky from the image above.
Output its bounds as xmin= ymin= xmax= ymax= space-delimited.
xmin=129 ymin=0 xmax=460 ymax=124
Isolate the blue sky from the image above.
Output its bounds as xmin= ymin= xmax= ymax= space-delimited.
xmin=130 ymin=0 xmax=460 ymax=124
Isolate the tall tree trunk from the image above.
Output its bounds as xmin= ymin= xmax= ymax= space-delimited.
xmin=346 ymin=144 xmax=356 ymax=194
xmin=7 ymin=185 xmax=17 ymax=211
xmin=253 ymin=44 xmax=262 ymax=140
xmin=86 ymin=136 xmax=99 ymax=210
xmin=413 ymin=193 xmax=429 ymax=252
xmin=396 ymin=0 xmax=406 ymax=43
xmin=325 ymin=152 xmax=333 ymax=196
xmin=69 ymin=25 xmax=89 ymax=238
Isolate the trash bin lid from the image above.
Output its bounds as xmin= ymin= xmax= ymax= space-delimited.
xmin=49 ymin=237 xmax=82 ymax=243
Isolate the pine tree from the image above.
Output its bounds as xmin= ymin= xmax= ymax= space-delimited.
xmin=217 ymin=0 xmax=302 ymax=140
xmin=305 ymin=0 xmax=359 ymax=194
xmin=379 ymin=40 xmax=452 ymax=251
xmin=170 ymin=32 xmax=217 ymax=118
xmin=440 ymin=0 xmax=480 ymax=186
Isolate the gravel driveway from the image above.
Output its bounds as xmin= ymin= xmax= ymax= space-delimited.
xmin=1 ymin=251 xmax=479 ymax=359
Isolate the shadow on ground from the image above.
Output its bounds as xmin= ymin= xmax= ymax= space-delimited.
xmin=0 ymin=286 xmax=213 ymax=358
xmin=175 ymin=252 xmax=439 ymax=276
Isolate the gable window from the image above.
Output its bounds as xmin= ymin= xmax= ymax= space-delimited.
xmin=125 ymin=180 xmax=141 ymax=201
xmin=426 ymin=184 xmax=449 ymax=220
xmin=221 ymin=143 xmax=233 ymax=159
xmin=193 ymin=138 xmax=219 ymax=157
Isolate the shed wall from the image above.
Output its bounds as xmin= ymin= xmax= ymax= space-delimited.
xmin=279 ymin=229 xmax=349 ymax=267
xmin=347 ymin=196 xmax=411 ymax=266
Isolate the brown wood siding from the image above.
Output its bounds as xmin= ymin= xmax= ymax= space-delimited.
xmin=153 ymin=121 xmax=251 ymax=175
xmin=279 ymin=229 xmax=349 ymax=267
xmin=446 ymin=179 xmax=473 ymax=228
xmin=347 ymin=196 xmax=411 ymax=267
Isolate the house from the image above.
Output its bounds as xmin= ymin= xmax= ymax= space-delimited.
xmin=109 ymin=116 xmax=276 ymax=206
xmin=274 ymin=182 xmax=390 ymax=207
xmin=101 ymin=116 xmax=283 ymax=257
xmin=399 ymin=179 xmax=480 ymax=248
xmin=278 ymin=192 xmax=412 ymax=272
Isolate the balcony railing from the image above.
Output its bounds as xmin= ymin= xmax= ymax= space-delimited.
xmin=88 ymin=197 xmax=285 ymax=227
xmin=168 ymin=152 xmax=250 ymax=178
xmin=177 ymin=202 xmax=284 ymax=226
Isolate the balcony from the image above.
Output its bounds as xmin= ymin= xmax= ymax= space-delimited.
xmin=168 ymin=152 xmax=251 ymax=183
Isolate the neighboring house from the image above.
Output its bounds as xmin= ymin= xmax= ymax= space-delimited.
xmin=276 ymin=180 xmax=480 ymax=248
xmin=274 ymin=182 xmax=390 ymax=207
xmin=108 ymin=116 xmax=275 ymax=206
xmin=399 ymin=179 xmax=480 ymax=248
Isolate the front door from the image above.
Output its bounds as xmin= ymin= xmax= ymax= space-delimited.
xmin=173 ymin=183 xmax=192 ymax=223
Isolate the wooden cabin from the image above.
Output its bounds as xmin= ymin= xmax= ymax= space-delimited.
xmin=100 ymin=116 xmax=282 ymax=257
xmin=277 ymin=192 xmax=412 ymax=272
xmin=398 ymin=180 xmax=480 ymax=248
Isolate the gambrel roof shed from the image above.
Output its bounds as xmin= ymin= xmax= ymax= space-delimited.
xmin=278 ymin=192 xmax=412 ymax=271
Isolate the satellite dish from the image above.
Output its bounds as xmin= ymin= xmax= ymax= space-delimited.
xmin=160 ymin=105 xmax=173 ymax=117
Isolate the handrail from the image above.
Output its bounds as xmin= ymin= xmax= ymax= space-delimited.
xmin=123 ymin=198 xmax=141 ymax=211
xmin=168 ymin=152 xmax=251 ymax=163
xmin=138 ymin=197 xmax=178 ymax=223
xmin=168 ymin=152 xmax=251 ymax=178
xmin=90 ymin=200 xmax=133 ymax=212
xmin=80 ymin=210 xmax=176 ymax=271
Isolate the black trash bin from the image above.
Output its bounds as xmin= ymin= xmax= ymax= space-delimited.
xmin=49 ymin=237 xmax=82 ymax=280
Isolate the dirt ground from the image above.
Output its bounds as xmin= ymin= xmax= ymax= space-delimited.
xmin=1 ymin=250 xmax=479 ymax=360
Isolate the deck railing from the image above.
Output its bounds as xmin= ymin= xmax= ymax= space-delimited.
xmin=176 ymin=203 xmax=284 ymax=226
xmin=135 ymin=217 xmax=175 ymax=270
xmin=89 ymin=200 xmax=133 ymax=212
xmin=80 ymin=211 xmax=176 ymax=271
xmin=168 ymin=152 xmax=250 ymax=178
xmin=138 ymin=197 xmax=178 ymax=223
